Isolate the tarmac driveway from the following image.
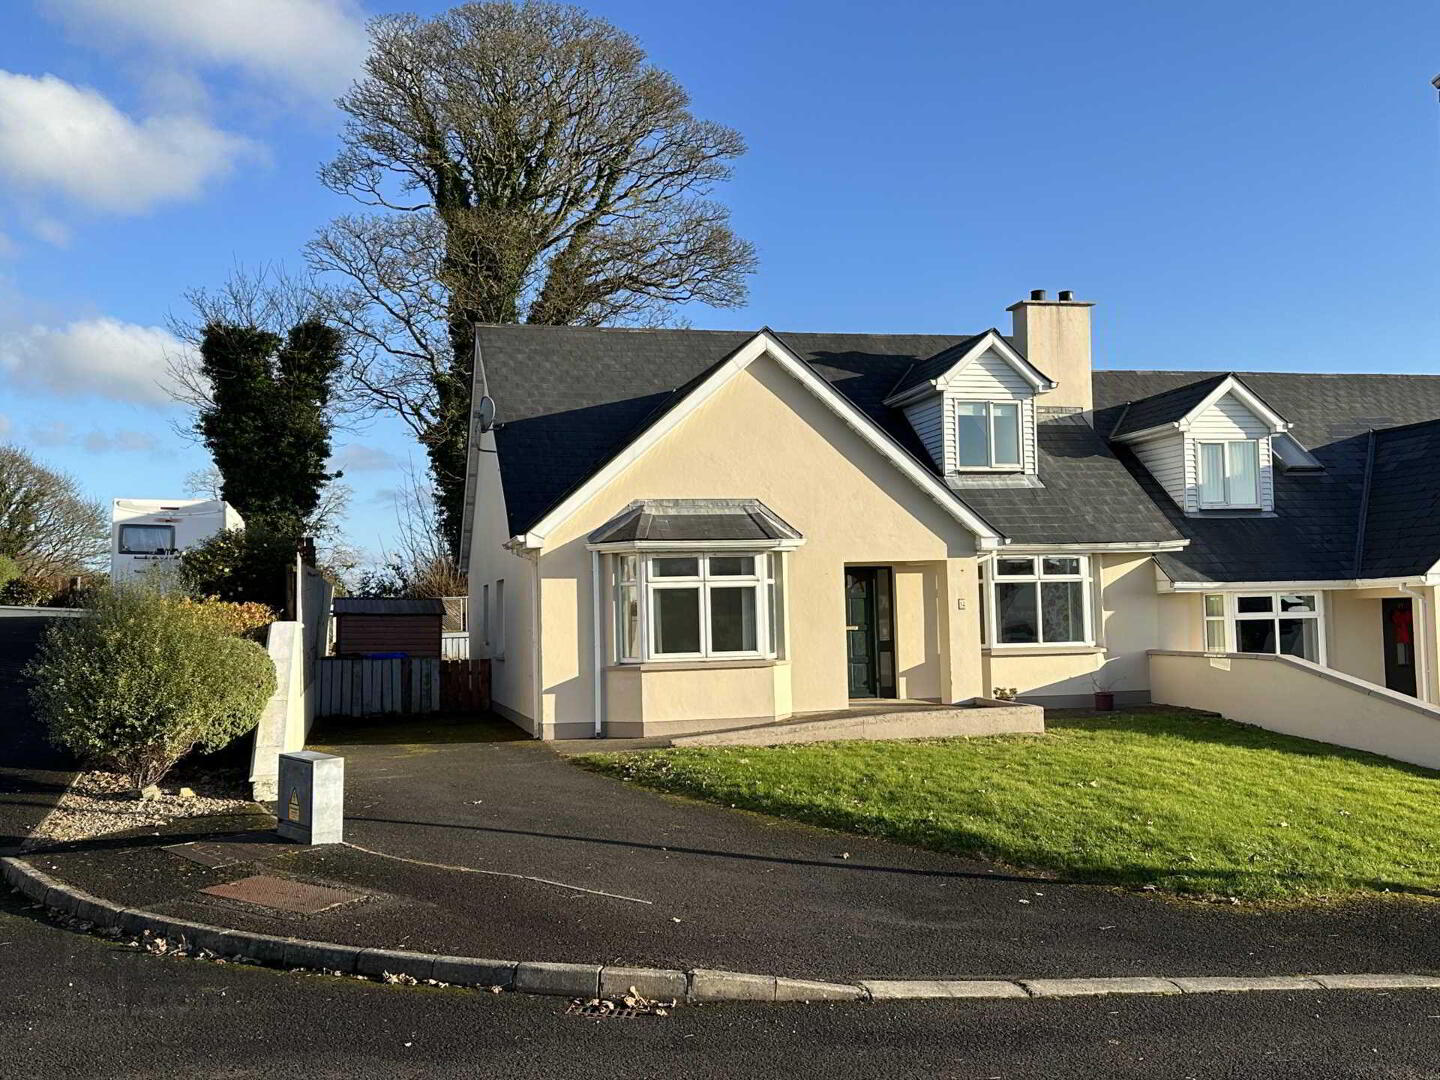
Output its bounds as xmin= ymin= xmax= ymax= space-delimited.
xmin=287 ymin=723 xmax=1440 ymax=982
xmin=0 ymin=615 xmax=76 ymax=855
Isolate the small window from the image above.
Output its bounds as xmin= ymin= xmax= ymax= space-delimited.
xmin=118 ymin=524 xmax=175 ymax=554
xmin=1198 ymin=440 xmax=1261 ymax=508
xmin=481 ymin=583 xmax=490 ymax=645
xmin=955 ymin=401 xmax=1024 ymax=470
xmin=1228 ymin=591 xmax=1321 ymax=663
xmin=1203 ymin=593 xmax=1227 ymax=651
xmin=493 ymin=580 xmax=505 ymax=656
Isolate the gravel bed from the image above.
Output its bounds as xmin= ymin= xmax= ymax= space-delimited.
xmin=24 ymin=770 xmax=256 ymax=849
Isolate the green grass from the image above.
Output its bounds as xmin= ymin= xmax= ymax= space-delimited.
xmin=578 ymin=711 xmax=1440 ymax=903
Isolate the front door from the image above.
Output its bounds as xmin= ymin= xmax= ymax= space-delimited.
xmin=845 ymin=567 xmax=896 ymax=699
xmin=1382 ymin=598 xmax=1417 ymax=697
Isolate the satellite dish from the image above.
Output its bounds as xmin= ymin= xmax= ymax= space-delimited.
xmin=476 ymin=395 xmax=496 ymax=433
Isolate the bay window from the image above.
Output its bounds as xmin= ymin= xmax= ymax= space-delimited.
xmin=956 ymin=401 xmax=1022 ymax=469
xmin=984 ymin=555 xmax=1092 ymax=646
xmin=1203 ymin=591 xmax=1323 ymax=663
xmin=614 ymin=552 xmax=782 ymax=662
xmin=1197 ymin=440 xmax=1260 ymax=508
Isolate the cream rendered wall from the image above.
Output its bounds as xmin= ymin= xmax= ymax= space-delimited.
xmin=1326 ymin=591 xmax=1386 ymax=686
xmin=537 ymin=352 xmax=982 ymax=738
xmin=465 ymin=426 xmax=539 ymax=733
xmin=982 ymin=554 xmax=1162 ymax=706
xmin=1157 ymin=592 xmax=1205 ymax=651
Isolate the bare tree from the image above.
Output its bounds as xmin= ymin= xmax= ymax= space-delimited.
xmin=0 ymin=446 xmax=108 ymax=579
xmin=310 ymin=1 xmax=757 ymax=552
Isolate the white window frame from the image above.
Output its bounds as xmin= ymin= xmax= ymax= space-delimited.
xmin=983 ymin=554 xmax=1094 ymax=647
xmin=1196 ymin=439 xmax=1262 ymax=509
xmin=117 ymin=523 xmax=176 ymax=554
xmin=493 ymin=579 xmax=505 ymax=659
xmin=955 ymin=400 xmax=1023 ymax=471
xmin=1209 ymin=591 xmax=1326 ymax=665
xmin=613 ymin=552 xmax=781 ymax=663
xmin=480 ymin=583 xmax=490 ymax=646
xmin=1202 ymin=593 xmax=1228 ymax=651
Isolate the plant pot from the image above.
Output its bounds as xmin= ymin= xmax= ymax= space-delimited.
xmin=1093 ymin=691 xmax=1115 ymax=712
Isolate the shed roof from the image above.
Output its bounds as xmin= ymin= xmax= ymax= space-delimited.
xmin=333 ymin=597 xmax=445 ymax=616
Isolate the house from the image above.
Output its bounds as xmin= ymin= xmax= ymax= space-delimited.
xmin=459 ymin=291 xmax=1440 ymax=741
xmin=110 ymin=498 xmax=242 ymax=583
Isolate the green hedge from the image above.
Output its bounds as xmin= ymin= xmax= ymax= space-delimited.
xmin=27 ymin=587 xmax=277 ymax=789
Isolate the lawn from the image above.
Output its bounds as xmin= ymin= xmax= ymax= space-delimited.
xmin=579 ymin=710 xmax=1440 ymax=903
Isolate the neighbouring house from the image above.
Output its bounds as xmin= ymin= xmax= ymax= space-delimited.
xmin=459 ymin=290 xmax=1440 ymax=743
xmin=332 ymin=597 xmax=444 ymax=658
xmin=110 ymin=498 xmax=242 ymax=583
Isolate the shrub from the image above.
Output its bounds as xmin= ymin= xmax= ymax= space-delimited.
xmin=179 ymin=525 xmax=300 ymax=612
xmin=0 ymin=553 xmax=19 ymax=590
xmin=27 ymin=587 xmax=276 ymax=789
xmin=179 ymin=597 xmax=277 ymax=640
xmin=0 ymin=576 xmax=53 ymax=606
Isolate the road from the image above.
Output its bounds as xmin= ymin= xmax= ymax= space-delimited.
xmin=5 ymin=892 xmax=1440 ymax=1079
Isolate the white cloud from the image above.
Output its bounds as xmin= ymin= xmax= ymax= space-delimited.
xmin=49 ymin=0 xmax=369 ymax=101
xmin=0 ymin=71 xmax=256 ymax=214
xmin=333 ymin=444 xmax=402 ymax=473
xmin=82 ymin=429 xmax=159 ymax=454
xmin=0 ymin=317 xmax=194 ymax=405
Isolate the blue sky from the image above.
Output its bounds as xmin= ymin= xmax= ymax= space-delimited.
xmin=1 ymin=0 xmax=1437 ymax=564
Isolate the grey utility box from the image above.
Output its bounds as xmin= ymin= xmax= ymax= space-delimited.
xmin=276 ymin=751 xmax=344 ymax=845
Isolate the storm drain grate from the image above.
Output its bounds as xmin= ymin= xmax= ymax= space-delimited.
xmin=565 ymin=1001 xmax=643 ymax=1020
xmin=199 ymin=875 xmax=363 ymax=914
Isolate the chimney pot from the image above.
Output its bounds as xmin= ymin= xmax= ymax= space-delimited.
xmin=1058 ymin=289 xmax=1075 ymax=301
xmin=1029 ymin=289 xmax=1047 ymax=301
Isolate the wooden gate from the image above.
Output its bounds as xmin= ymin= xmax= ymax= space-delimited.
xmin=316 ymin=657 xmax=489 ymax=718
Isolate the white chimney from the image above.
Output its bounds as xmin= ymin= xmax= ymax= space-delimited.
xmin=1006 ymin=289 xmax=1094 ymax=414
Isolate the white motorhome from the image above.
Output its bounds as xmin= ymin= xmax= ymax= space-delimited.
xmin=110 ymin=498 xmax=244 ymax=583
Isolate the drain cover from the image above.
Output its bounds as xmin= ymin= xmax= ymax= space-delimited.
xmin=565 ymin=1001 xmax=643 ymax=1020
xmin=200 ymin=875 xmax=362 ymax=914
xmin=165 ymin=839 xmax=287 ymax=869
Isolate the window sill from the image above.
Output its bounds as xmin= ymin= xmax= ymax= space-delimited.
xmin=984 ymin=645 xmax=1104 ymax=657
xmin=607 ymin=658 xmax=788 ymax=673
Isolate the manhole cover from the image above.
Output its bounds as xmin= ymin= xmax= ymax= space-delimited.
xmin=200 ymin=875 xmax=363 ymax=914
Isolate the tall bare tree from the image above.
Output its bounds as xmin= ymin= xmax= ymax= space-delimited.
xmin=0 ymin=446 xmax=107 ymax=580
xmin=310 ymin=1 xmax=757 ymax=552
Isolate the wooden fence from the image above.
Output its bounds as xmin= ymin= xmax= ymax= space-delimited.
xmin=316 ymin=657 xmax=489 ymax=718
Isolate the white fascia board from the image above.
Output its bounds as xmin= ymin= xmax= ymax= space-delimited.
xmin=586 ymin=538 xmax=807 ymax=553
xmin=1176 ymin=375 xmax=1291 ymax=435
xmin=1003 ymin=540 xmax=1190 ymax=554
xmin=523 ymin=330 xmax=1005 ymax=549
xmin=1111 ymin=422 xmax=1181 ymax=445
xmin=1165 ymin=576 xmax=1423 ymax=592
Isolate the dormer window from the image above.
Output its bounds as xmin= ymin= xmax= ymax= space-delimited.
xmin=956 ymin=402 xmax=1022 ymax=469
xmin=1197 ymin=440 xmax=1261 ymax=508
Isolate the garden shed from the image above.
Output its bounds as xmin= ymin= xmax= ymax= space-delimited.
xmin=332 ymin=597 xmax=444 ymax=658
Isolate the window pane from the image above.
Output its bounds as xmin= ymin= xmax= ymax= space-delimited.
xmin=996 ymin=582 xmax=1038 ymax=643
xmin=1204 ymin=619 xmax=1227 ymax=650
xmin=1278 ymin=593 xmax=1315 ymax=613
xmin=653 ymin=588 xmax=700 ymax=654
xmin=708 ymin=555 xmax=754 ymax=577
xmin=1198 ymin=443 xmax=1226 ymax=504
xmin=996 ymin=557 xmax=1035 ymax=577
xmin=768 ymin=553 xmax=785 ymax=656
xmin=652 ymin=557 xmax=699 ymax=578
xmin=1041 ymin=580 xmax=1084 ymax=643
xmin=1203 ymin=594 xmax=1225 ymax=617
xmin=617 ymin=585 xmax=639 ymax=659
xmin=992 ymin=403 xmax=1021 ymax=466
xmin=119 ymin=524 xmax=173 ymax=553
xmin=1042 ymin=556 xmax=1081 ymax=576
xmin=1278 ymin=618 xmax=1318 ymax=662
xmin=956 ymin=402 xmax=988 ymax=466
xmin=617 ymin=554 xmax=638 ymax=583
xmin=1236 ymin=595 xmax=1273 ymax=614
xmin=1225 ymin=441 xmax=1259 ymax=504
xmin=1237 ymin=619 xmax=1276 ymax=653
xmin=709 ymin=586 xmax=757 ymax=652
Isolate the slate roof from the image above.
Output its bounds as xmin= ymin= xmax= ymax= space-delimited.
xmin=479 ymin=325 xmax=1178 ymax=547
xmin=885 ymin=331 xmax=991 ymax=398
xmin=1094 ymin=371 xmax=1440 ymax=582
xmin=589 ymin=499 xmax=803 ymax=544
xmin=333 ymin=597 xmax=445 ymax=616
xmin=1358 ymin=420 xmax=1440 ymax=579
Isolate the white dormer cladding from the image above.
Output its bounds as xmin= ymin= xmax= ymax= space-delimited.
xmin=886 ymin=330 xmax=1056 ymax=476
xmin=1116 ymin=376 xmax=1289 ymax=514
